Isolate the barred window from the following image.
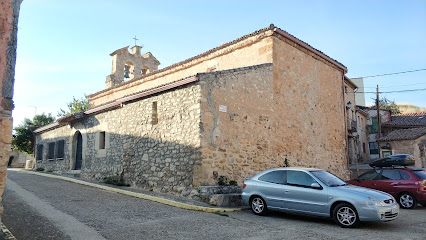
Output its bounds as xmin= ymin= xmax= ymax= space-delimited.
xmin=36 ymin=144 xmax=43 ymax=160
xmin=57 ymin=140 xmax=65 ymax=159
xmin=48 ymin=142 xmax=55 ymax=160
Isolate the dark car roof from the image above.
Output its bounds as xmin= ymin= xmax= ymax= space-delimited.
xmin=373 ymin=167 xmax=425 ymax=171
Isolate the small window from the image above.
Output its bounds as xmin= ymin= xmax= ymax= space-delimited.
xmin=381 ymin=170 xmax=401 ymax=180
xmin=358 ymin=170 xmax=381 ymax=181
xmin=362 ymin=143 xmax=366 ymax=153
xmin=152 ymin=101 xmax=158 ymax=125
xmin=141 ymin=68 xmax=149 ymax=75
xmin=99 ymin=131 xmax=106 ymax=150
xmin=56 ymin=140 xmax=65 ymax=159
xmin=286 ymin=171 xmax=316 ymax=187
xmin=369 ymin=142 xmax=379 ymax=155
xmin=258 ymin=171 xmax=285 ymax=184
xmin=382 ymin=151 xmax=391 ymax=157
xmin=48 ymin=142 xmax=55 ymax=160
xmin=36 ymin=144 xmax=43 ymax=160
xmin=412 ymin=170 xmax=426 ymax=180
xmin=371 ymin=117 xmax=378 ymax=133
xmin=399 ymin=171 xmax=410 ymax=180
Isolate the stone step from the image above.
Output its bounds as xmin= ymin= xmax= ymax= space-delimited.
xmin=209 ymin=193 xmax=243 ymax=207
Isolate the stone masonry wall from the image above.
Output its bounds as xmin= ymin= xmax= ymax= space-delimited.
xmin=196 ymin=64 xmax=275 ymax=186
xmin=379 ymin=137 xmax=426 ymax=168
xmin=0 ymin=0 xmax=22 ymax=221
xmin=272 ymin=34 xmax=349 ymax=179
xmin=36 ymin=83 xmax=202 ymax=193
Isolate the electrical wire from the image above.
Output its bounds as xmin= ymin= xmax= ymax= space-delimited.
xmin=352 ymin=68 xmax=426 ymax=79
xmin=362 ymin=83 xmax=426 ymax=88
xmin=354 ymin=88 xmax=426 ymax=94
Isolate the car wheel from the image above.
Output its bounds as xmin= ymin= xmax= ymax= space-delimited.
xmin=333 ymin=203 xmax=360 ymax=228
xmin=250 ymin=196 xmax=268 ymax=215
xmin=398 ymin=192 xmax=417 ymax=209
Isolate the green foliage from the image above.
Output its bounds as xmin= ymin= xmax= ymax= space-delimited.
xmin=57 ymin=94 xmax=90 ymax=117
xmin=218 ymin=175 xmax=228 ymax=186
xmin=12 ymin=113 xmax=55 ymax=154
xmin=103 ymin=176 xmax=130 ymax=187
xmin=35 ymin=167 xmax=45 ymax=171
xmin=229 ymin=180 xmax=238 ymax=186
xmin=370 ymin=97 xmax=401 ymax=115
xmin=284 ymin=155 xmax=290 ymax=167
xmin=397 ymin=104 xmax=426 ymax=114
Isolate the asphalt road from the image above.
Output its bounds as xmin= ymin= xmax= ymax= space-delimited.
xmin=2 ymin=170 xmax=426 ymax=240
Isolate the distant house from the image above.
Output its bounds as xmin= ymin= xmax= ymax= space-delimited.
xmin=356 ymin=107 xmax=369 ymax=162
xmin=378 ymin=112 xmax=426 ymax=167
xmin=359 ymin=108 xmax=392 ymax=160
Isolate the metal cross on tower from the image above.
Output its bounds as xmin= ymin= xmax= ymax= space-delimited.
xmin=133 ymin=36 xmax=139 ymax=46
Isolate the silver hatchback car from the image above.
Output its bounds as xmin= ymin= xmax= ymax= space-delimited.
xmin=242 ymin=168 xmax=399 ymax=228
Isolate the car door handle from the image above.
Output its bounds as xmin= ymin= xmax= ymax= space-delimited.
xmin=284 ymin=190 xmax=289 ymax=194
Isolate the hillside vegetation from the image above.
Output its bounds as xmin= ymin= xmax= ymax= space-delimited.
xmin=397 ymin=104 xmax=426 ymax=114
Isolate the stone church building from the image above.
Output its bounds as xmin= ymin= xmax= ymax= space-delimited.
xmin=35 ymin=25 xmax=350 ymax=193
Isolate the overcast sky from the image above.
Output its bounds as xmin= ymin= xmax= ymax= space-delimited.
xmin=13 ymin=0 xmax=426 ymax=128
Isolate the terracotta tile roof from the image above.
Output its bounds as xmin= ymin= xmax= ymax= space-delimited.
xmin=378 ymin=127 xmax=426 ymax=141
xmin=393 ymin=111 xmax=426 ymax=117
xmin=383 ymin=112 xmax=426 ymax=127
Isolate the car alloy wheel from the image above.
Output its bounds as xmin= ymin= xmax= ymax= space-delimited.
xmin=250 ymin=196 xmax=267 ymax=215
xmin=333 ymin=203 xmax=359 ymax=228
xmin=399 ymin=193 xmax=416 ymax=209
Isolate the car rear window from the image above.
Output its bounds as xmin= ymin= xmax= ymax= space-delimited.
xmin=412 ymin=170 xmax=426 ymax=180
xmin=258 ymin=170 xmax=285 ymax=184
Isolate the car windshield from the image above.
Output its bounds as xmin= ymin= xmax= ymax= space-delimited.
xmin=412 ymin=170 xmax=426 ymax=180
xmin=310 ymin=171 xmax=347 ymax=187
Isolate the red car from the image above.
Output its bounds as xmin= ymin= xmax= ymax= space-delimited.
xmin=348 ymin=167 xmax=426 ymax=209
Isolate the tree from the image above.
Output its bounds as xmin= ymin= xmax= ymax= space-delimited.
xmin=57 ymin=94 xmax=90 ymax=117
xmin=12 ymin=113 xmax=55 ymax=154
xmin=370 ymin=97 xmax=401 ymax=115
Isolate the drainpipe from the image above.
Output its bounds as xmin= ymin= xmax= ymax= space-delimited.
xmin=342 ymin=74 xmax=350 ymax=178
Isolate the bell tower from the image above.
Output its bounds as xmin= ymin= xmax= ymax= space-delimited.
xmin=105 ymin=44 xmax=160 ymax=89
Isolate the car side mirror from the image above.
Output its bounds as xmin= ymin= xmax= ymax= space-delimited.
xmin=311 ymin=183 xmax=322 ymax=189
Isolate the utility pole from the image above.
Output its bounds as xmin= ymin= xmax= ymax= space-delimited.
xmin=376 ymin=85 xmax=382 ymax=139
xmin=376 ymin=85 xmax=382 ymax=159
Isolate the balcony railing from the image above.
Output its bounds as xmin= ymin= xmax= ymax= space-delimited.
xmin=347 ymin=120 xmax=357 ymax=132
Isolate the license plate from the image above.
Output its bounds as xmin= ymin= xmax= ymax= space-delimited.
xmin=391 ymin=206 xmax=398 ymax=214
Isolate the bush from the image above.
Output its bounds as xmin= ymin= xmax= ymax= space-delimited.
xmin=35 ymin=167 xmax=45 ymax=171
xmin=229 ymin=180 xmax=238 ymax=186
xmin=103 ymin=176 xmax=130 ymax=187
xmin=218 ymin=175 xmax=228 ymax=186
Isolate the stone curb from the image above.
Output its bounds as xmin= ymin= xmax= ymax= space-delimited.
xmin=17 ymin=170 xmax=241 ymax=213
xmin=0 ymin=222 xmax=16 ymax=240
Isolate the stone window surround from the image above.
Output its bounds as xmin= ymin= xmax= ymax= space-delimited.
xmin=56 ymin=139 xmax=65 ymax=160
xmin=36 ymin=144 xmax=43 ymax=161
xmin=47 ymin=142 xmax=55 ymax=160
xmin=95 ymin=131 xmax=109 ymax=158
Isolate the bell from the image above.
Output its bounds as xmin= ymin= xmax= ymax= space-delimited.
xmin=124 ymin=71 xmax=130 ymax=78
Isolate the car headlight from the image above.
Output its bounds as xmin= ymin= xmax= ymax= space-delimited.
xmin=368 ymin=196 xmax=387 ymax=207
